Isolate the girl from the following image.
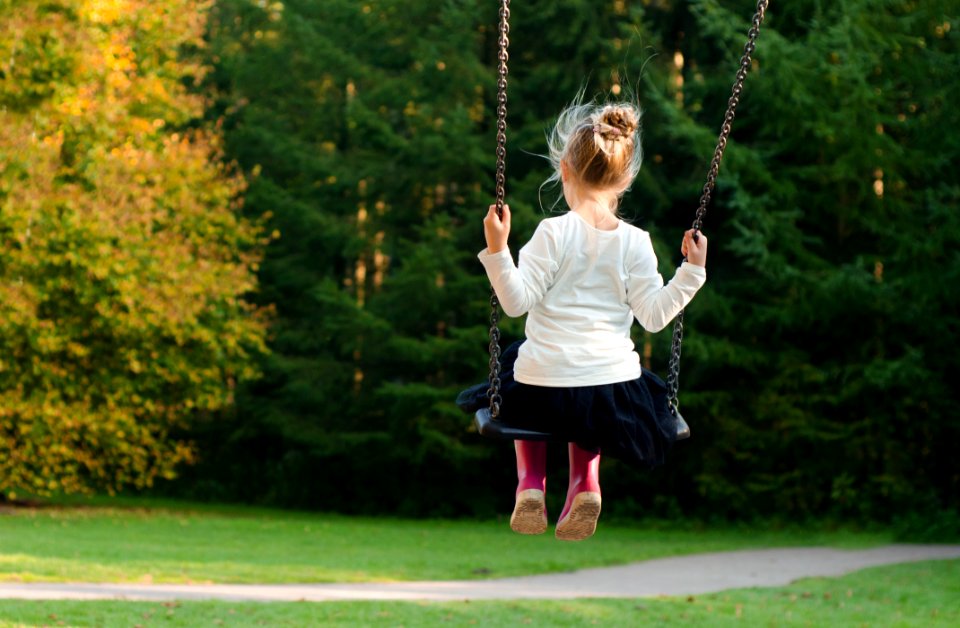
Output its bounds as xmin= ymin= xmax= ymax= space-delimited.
xmin=462 ymin=99 xmax=708 ymax=541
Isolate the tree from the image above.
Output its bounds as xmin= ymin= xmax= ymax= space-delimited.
xmin=172 ymin=0 xmax=959 ymax=524
xmin=628 ymin=0 xmax=960 ymax=521
xmin=0 ymin=0 xmax=267 ymax=498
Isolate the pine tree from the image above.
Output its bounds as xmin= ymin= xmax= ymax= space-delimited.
xmin=629 ymin=0 xmax=960 ymax=520
xmin=177 ymin=0 xmax=959 ymax=522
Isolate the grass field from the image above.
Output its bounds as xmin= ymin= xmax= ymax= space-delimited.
xmin=0 ymin=497 xmax=894 ymax=584
xmin=0 ymin=559 xmax=957 ymax=626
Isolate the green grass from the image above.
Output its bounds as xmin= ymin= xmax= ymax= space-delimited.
xmin=0 ymin=560 xmax=957 ymax=626
xmin=0 ymin=497 xmax=893 ymax=585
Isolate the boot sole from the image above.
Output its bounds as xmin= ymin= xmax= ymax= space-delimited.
xmin=510 ymin=489 xmax=547 ymax=535
xmin=555 ymin=492 xmax=601 ymax=541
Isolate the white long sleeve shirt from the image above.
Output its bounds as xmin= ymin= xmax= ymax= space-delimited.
xmin=478 ymin=211 xmax=707 ymax=387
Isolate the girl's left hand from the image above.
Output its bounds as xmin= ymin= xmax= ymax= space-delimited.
xmin=681 ymin=229 xmax=707 ymax=267
xmin=484 ymin=203 xmax=511 ymax=253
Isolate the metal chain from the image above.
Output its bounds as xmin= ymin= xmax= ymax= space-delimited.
xmin=486 ymin=0 xmax=511 ymax=418
xmin=666 ymin=0 xmax=769 ymax=417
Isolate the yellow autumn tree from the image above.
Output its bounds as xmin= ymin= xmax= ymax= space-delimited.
xmin=0 ymin=0 xmax=267 ymax=498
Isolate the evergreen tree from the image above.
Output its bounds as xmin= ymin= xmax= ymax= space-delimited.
xmin=629 ymin=0 xmax=960 ymax=521
xmin=176 ymin=0 xmax=959 ymax=523
xmin=181 ymin=0 xmax=507 ymax=513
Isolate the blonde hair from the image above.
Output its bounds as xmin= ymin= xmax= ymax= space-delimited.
xmin=544 ymin=95 xmax=643 ymax=201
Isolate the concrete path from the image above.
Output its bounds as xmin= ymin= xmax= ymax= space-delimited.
xmin=1 ymin=545 xmax=958 ymax=602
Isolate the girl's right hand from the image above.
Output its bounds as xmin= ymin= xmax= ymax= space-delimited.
xmin=681 ymin=229 xmax=707 ymax=267
xmin=484 ymin=203 xmax=511 ymax=253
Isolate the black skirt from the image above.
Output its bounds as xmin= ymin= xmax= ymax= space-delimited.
xmin=457 ymin=340 xmax=678 ymax=469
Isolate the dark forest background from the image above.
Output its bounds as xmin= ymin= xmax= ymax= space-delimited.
xmin=4 ymin=0 xmax=958 ymax=529
xmin=177 ymin=0 xmax=959 ymax=525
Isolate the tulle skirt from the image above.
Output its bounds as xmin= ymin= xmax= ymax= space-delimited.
xmin=457 ymin=340 xmax=679 ymax=469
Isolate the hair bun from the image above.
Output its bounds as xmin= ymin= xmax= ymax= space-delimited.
xmin=546 ymin=97 xmax=643 ymax=194
xmin=597 ymin=105 xmax=639 ymax=140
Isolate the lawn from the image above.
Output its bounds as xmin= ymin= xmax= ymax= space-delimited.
xmin=0 ymin=559 xmax=957 ymax=626
xmin=0 ymin=497 xmax=894 ymax=584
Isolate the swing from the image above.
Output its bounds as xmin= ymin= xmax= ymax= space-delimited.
xmin=475 ymin=0 xmax=770 ymax=441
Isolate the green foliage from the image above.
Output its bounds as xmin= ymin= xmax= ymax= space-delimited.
xmin=0 ymin=1 xmax=267 ymax=497
xmin=55 ymin=0 xmax=955 ymax=522
xmin=171 ymin=0 xmax=512 ymax=514
xmin=652 ymin=0 xmax=960 ymax=520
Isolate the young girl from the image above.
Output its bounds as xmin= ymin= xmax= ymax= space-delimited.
xmin=463 ymin=99 xmax=707 ymax=541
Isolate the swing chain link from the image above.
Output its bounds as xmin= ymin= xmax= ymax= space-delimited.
xmin=666 ymin=0 xmax=768 ymax=417
xmin=494 ymin=0 xmax=510 ymax=220
xmin=487 ymin=0 xmax=510 ymax=418
xmin=487 ymin=289 xmax=502 ymax=417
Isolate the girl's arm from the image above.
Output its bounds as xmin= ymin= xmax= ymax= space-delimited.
xmin=478 ymin=207 xmax=560 ymax=317
xmin=626 ymin=230 xmax=707 ymax=332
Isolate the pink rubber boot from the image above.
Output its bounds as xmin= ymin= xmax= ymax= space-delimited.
xmin=555 ymin=443 xmax=601 ymax=541
xmin=510 ymin=440 xmax=547 ymax=535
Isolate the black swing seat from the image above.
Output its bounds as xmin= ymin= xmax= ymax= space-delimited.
xmin=473 ymin=408 xmax=555 ymax=441
xmin=474 ymin=407 xmax=691 ymax=442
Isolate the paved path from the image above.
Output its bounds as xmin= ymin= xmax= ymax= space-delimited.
xmin=2 ymin=545 xmax=958 ymax=602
